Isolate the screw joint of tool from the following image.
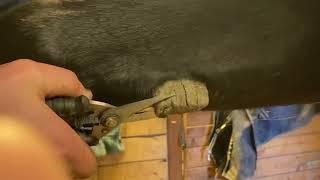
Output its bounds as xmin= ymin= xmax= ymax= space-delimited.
xmin=101 ymin=114 xmax=120 ymax=129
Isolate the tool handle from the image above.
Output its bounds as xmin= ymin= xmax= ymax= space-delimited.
xmin=46 ymin=95 xmax=90 ymax=116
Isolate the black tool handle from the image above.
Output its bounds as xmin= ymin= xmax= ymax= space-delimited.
xmin=46 ymin=95 xmax=90 ymax=116
xmin=46 ymin=96 xmax=100 ymax=145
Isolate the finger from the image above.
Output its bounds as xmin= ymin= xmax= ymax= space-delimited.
xmin=35 ymin=62 xmax=87 ymax=98
xmin=31 ymin=62 xmax=96 ymax=175
xmin=83 ymin=88 xmax=93 ymax=99
xmin=21 ymin=100 xmax=97 ymax=178
xmin=42 ymin=105 xmax=97 ymax=177
xmin=2 ymin=60 xmax=90 ymax=99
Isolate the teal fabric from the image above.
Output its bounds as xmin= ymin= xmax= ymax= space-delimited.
xmin=91 ymin=126 xmax=124 ymax=157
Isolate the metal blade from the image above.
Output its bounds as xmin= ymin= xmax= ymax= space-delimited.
xmin=102 ymin=94 xmax=174 ymax=124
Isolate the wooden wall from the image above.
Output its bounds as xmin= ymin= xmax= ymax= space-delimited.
xmin=80 ymin=113 xmax=320 ymax=180
xmin=81 ymin=117 xmax=168 ymax=180
xmin=183 ymin=112 xmax=216 ymax=180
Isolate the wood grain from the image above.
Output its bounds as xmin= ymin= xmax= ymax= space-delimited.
xmin=184 ymin=146 xmax=211 ymax=168
xmin=121 ymin=118 xmax=167 ymax=138
xmin=255 ymin=152 xmax=320 ymax=178
xmin=183 ymin=112 xmax=216 ymax=180
xmin=185 ymin=135 xmax=210 ymax=148
xmin=98 ymin=135 xmax=167 ymax=166
xmin=98 ymin=160 xmax=168 ymax=180
xmin=258 ymin=134 xmax=320 ymax=159
xmin=184 ymin=166 xmax=216 ymax=180
xmin=92 ymin=115 xmax=168 ymax=179
xmin=186 ymin=112 xmax=214 ymax=127
xmin=185 ymin=125 xmax=213 ymax=138
xmin=256 ymin=168 xmax=320 ymax=180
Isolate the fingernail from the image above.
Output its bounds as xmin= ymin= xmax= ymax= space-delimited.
xmin=83 ymin=88 xmax=93 ymax=99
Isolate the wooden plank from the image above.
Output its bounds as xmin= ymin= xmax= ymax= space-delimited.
xmin=121 ymin=118 xmax=167 ymax=138
xmin=256 ymin=168 xmax=320 ymax=180
xmin=98 ymin=160 xmax=168 ymax=180
xmin=185 ymin=166 xmax=216 ymax=180
xmin=255 ymin=152 xmax=320 ymax=178
xmin=185 ymin=125 xmax=213 ymax=138
xmin=186 ymin=112 xmax=214 ymax=127
xmin=185 ymin=135 xmax=210 ymax=148
xmin=167 ymin=114 xmax=183 ymax=180
xmin=184 ymin=146 xmax=211 ymax=168
xmin=184 ymin=112 xmax=214 ymax=148
xmin=258 ymin=134 xmax=320 ymax=159
xmin=98 ymin=135 xmax=167 ymax=166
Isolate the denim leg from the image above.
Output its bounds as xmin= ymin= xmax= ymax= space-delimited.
xmin=224 ymin=110 xmax=257 ymax=180
xmin=252 ymin=104 xmax=316 ymax=146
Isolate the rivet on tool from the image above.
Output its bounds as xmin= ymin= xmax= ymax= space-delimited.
xmin=104 ymin=115 xmax=119 ymax=128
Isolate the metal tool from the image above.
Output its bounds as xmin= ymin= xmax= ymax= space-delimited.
xmin=46 ymin=95 xmax=173 ymax=145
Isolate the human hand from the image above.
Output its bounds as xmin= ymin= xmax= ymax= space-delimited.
xmin=0 ymin=59 xmax=96 ymax=178
xmin=0 ymin=116 xmax=73 ymax=180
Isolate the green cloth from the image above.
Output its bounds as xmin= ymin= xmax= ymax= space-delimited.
xmin=90 ymin=126 xmax=124 ymax=157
